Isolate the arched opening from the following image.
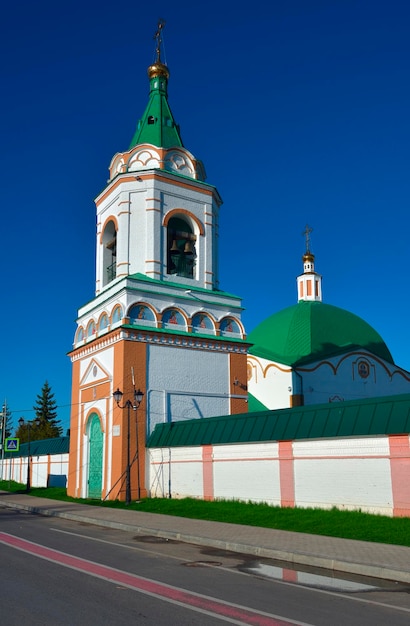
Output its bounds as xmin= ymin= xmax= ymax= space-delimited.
xmin=167 ymin=216 xmax=196 ymax=278
xmin=192 ymin=313 xmax=215 ymax=335
xmin=86 ymin=320 xmax=96 ymax=338
xmin=102 ymin=220 xmax=117 ymax=287
xmin=99 ymin=313 xmax=109 ymax=332
xmin=111 ymin=304 xmax=123 ymax=324
xmin=87 ymin=413 xmax=103 ymax=499
xmin=128 ymin=303 xmax=156 ymax=327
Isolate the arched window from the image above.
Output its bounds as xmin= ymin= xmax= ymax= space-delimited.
xmin=128 ymin=304 xmax=156 ymax=326
xmin=99 ymin=313 xmax=109 ymax=332
xmin=87 ymin=320 xmax=96 ymax=337
xmin=162 ymin=309 xmax=186 ymax=330
xmin=192 ymin=313 xmax=215 ymax=335
xmin=112 ymin=305 xmax=123 ymax=324
xmin=167 ymin=216 xmax=196 ymax=278
xmin=220 ymin=317 xmax=242 ymax=337
xmin=102 ymin=220 xmax=117 ymax=287
xmin=76 ymin=327 xmax=84 ymax=343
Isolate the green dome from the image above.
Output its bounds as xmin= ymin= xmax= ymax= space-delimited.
xmin=248 ymin=300 xmax=393 ymax=366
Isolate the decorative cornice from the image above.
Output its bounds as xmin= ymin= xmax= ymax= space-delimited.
xmin=70 ymin=326 xmax=248 ymax=359
xmin=69 ymin=330 xmax=123 ymax=361
xmin=122 ymin=328 xmax=248 ymax=353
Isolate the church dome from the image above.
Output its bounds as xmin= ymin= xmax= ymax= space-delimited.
xmin=248 ymin=300 xmax=394 ymax=366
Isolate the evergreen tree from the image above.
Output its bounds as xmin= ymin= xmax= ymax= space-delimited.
xmin=28 ymin=381 xmax=62 ymax=441
xmin=14 ymin=420 xmax=33 ymax=444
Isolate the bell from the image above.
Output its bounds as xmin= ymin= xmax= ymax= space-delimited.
xmin=184 ymin=241 xmax=193 ymax=254
xmin=170 ymin=240 xmax=180 ymax=253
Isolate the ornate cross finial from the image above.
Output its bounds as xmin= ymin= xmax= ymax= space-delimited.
xmin=153 ymin=19 xmax=166 ymax=63
xmin=302 ymin=224 xmax=313 ymax=252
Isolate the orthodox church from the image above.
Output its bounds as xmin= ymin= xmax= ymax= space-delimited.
xmin=67 ymin=25 xmax=410 ymax=507
xmin=247 ymin=227 xmax=410 ymax=412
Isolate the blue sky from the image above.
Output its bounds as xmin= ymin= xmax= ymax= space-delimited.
xmin=2 ymin=1 xmax=410 ymax=433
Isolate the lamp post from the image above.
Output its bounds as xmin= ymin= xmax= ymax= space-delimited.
xmin=18 ymin=417 xmax=40 ymax=492
xmin=0 ymin=405 xmax=6 ymax=481
xmin=113 ymin=387 xmax=144 ymax=504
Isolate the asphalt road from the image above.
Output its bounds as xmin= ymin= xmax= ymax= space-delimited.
xmin=1 ymin=505 xmax=409 ymax=625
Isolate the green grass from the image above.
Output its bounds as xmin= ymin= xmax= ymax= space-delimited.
xmin=1 ymin=480 xmax=409 ymax=547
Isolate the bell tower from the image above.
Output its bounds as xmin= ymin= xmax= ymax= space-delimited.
xmin=67 ymin=23 xmax=249 ymax=501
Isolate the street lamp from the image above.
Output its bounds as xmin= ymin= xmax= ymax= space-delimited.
xmin=0 ymin=407 xmax=6 ymax=481
xmin=113 ymin=387 xmax=144 ymax=504
xmin=18 ymin=417 xmax=40 ymax=492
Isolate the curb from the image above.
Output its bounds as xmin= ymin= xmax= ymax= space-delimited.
xmin=3 ymin=499 xmax=410 ymax=584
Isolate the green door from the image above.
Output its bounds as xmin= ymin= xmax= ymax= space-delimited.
xmin=88 ymin=413 xmax=103 ymax=499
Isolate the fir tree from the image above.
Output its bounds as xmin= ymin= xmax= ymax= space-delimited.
xmin=30 ymin=381 xmax=62 ymax=440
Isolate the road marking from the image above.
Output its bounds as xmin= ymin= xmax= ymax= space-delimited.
xmin=49 ymin=528 xmax=410 ymax=615
xmin=0 ymin=531 xmax=310 ymax=626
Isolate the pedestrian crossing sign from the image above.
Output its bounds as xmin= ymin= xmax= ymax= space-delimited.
xmin=5 ymin=438 xmax=19 ymax=452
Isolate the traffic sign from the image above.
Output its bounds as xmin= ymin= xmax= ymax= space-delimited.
xmin=5 ymin=438 xmax=19 ymax=452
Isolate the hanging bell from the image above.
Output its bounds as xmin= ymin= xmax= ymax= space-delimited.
xmin=170 ymin=239 xmax=180 ymax=253
xmin=184 ymin=241 xmax=193 ymax=254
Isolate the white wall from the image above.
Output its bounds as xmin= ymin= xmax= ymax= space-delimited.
xmin=1 ymin=454 xmax=69 ymax=488
xmin=148 ymin=434 xmax=410 ymax=517
xmin=248 ymin=351 xmax=410 ymax=410
xmin=147 ymin=345 xmax=230 ymax=434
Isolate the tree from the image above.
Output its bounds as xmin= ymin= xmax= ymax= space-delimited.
xmin=16 ymin=381 xmax=62 ymax=443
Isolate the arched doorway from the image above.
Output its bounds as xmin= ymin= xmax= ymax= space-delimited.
xmin=87 ymin=413 xmax=103 ymax=499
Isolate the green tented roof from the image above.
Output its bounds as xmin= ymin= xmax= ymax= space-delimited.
xmin=8 ymin=436 xmax=70 ymax=458
xmin=248 ymin=300 xmax=393 ymax=366
xmin=147 ymin=393 xmax=410 ymax=448
xmin=129 ymin=66 xmax=183 ymax=149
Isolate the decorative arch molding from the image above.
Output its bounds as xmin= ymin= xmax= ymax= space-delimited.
xmin=247 ymin=356 xmax=292 ymax=381
xmin=191 ymin=310 xmax=218 ymax=323
xmin=296 ymin=351 xmax=394 ymax=377
xmin=109 ymin=154 xmax=126 ymax=178
xmin=86 ymin=319 xmax=96 ymax=337
xmin=111 ymin=304 xmax=124 ymax=324
xmin=84 ymin=408 xmax=104 ymax=435
xmin=75 ymin=326 xmax=85 ymax=343
xmin=128 ymin=147 xmax=161 ymax=172
xmin=262 ymin=362 xmax=293 ymax=377
xmin=98 ymin=312 xmax=110 ymax=332
xmin=191 ymin=312 xmax=216 ymax=334
xmin=163 ymin=209 xmax=205 ymax=236
xmin=161 ymin=307 xmax=189 ymax=330
xmin=127 ymin=302 xmax=159 ymax=326
xmin=218 ymin=316 xmax=245 ymax=338
xmin=391 ymin=369 xmax=410 ymax=382
xmin=99 ymin=215 xmax=119 ymax=244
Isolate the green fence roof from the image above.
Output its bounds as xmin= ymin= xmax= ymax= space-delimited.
xmin=147 ymin=393 xmax=410 ymax=448
xmin=7 ymin=436 xmax=70 ymax=458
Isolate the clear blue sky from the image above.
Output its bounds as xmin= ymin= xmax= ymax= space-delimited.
xmin=2 ymin=1 xmax=410 ymax=433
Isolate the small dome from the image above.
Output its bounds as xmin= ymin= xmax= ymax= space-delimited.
xmin=148 ymin=62 xmax=170 ymax=80
xmin=249 ymin=300 xmax=393 ymax=366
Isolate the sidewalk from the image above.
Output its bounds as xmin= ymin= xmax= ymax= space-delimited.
xmin=1 ymin=491 xmax=409 ymax=584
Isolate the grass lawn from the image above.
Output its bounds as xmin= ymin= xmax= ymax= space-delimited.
xmin=1 ymin=480 xmax=409 ymax=547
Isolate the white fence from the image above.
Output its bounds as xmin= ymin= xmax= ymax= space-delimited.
xmin=148 ymin=433 xmax=410 ymax=517
xmin=0 ymin=453 xmax=69 ymax=488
